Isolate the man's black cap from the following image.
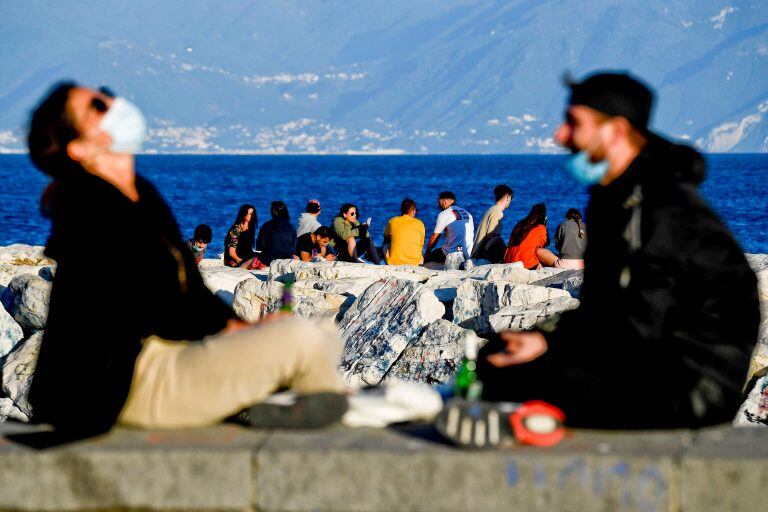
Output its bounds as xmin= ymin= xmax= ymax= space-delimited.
xmin=566 ymin=71 xmax=655 ymax=131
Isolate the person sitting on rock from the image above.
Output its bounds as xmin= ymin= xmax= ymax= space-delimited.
xmin=187 ymin=224 xmax=212 ymax=265
xmin=224 ymin=204 xmax=265 ymax=269
xmin=295 ymin=226 xmax=337 ymax=262
xmin=332 ymin=203 xmax=380 ymax=264
xmin=255 ymin=201 xmax=297 ymax=265
xmin=296 ymin=199 xmax=322 ymax=237
xmin=481 ymin=71 xmax=759 ymax=429
xmin=383 ymin=198 xmax=425 ymax=266
xmin=549 ymin=208 xmax=587 ymax=270
xmin=503 ymin=203 xmax=557 ymax=269
xmin=26 ymin=82 xmax=347 ymax=435
xmin=471 ymin=184 xmax=513 ymax=263
xmin=424 ymin=191 xmax=474 ymax=265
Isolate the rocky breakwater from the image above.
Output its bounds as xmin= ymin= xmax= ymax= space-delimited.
xmin=233 ymin=258 xmax=585 ymax=388
xmin=1 ymin=244 xmax=767 ymax=427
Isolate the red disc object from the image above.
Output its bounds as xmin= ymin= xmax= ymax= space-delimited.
xmin=509 ymin=400 xmax=566 ymax=447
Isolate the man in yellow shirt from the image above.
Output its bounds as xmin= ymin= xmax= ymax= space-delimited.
xmin=383 ymin=198 xmax=425 ymax=265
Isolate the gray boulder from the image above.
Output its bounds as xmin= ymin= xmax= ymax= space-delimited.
xmin=747 ymin=302 xmax=768 ymax=383
xmin=1 ymin=331 xmax=43 ymax=418
xmin=488 ymin=297 xmax=581 ymax=332
xmin=424 ymin=270 xmax=468 ymax=303
xmin=386 ymin=320 xmax=483 ymax=385
xmin=339 ymin=278 xmax=444 ymax=387
xmin=734 ymin=371 xmax=768 ymax=428
xmin=232 ymin=278 xmax=352 ymax=322
xmin=0 ymin=263 xmax=55 ymax=288
xmin=0 ymin=397 xmax=29 ymax=422
xmin=303 ymin=277 xmax=378 ymax=298
xmin=268 ymin=259 xmax=435 ymax=284
xmin=746 ymin=253 xmax=768 ymax=302
xmin=453 ymin=280 xmax=572 ymax=334
xmin=232 ymin=279 xmax=284 ymax=322
xmin=0 ymin=304 xmax=24 ymax=358
xmin=2 ymin=274 xmax=51 ymax=331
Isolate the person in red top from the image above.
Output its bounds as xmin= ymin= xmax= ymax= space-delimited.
xmin=503 ymin=203 xmax=557 ymax=269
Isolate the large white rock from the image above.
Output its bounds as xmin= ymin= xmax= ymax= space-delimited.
xmin=0 ymin=304 xmax=24 ymax=358
xmin=465 ymin=262 xmax=564 ymax=284
xmin=232 ymin=278 xmax=352 ymax=322
xmin=268 ymin=259 xmax=435 ymax=284
xmin=0 ymin=397 xmax=28 ymax=422
xmin=200 ymin=266 xmax=267 ymax=306
xmin=747 ymin=302 xmax=768 ymax=383
xmin=1 ymin=274 xmax=51 ymax=331
xmin=746 ymin=253 xmax=768 ymax=302
xmin=0 ymin=264 xmax=54 ymax=288
xmin=386 ymin=320 xmax=483 ymax=385
xmin=1 ymin=331 xmax=43 ymax=418
xmin=488 ymin=297 xmax=581 ymax=332
xmin=453 ymin=280 xmax=572 ymax=333
xmin=0 ymin=245 xmax=53 ymax=266
xmin=339 ymin=278 xmax=444 ymax=387
xmin=232 ymin=279 xmax=284 ymax=322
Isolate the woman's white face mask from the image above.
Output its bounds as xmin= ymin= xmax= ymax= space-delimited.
xmin=99 ymin=97 xmax=147 ymax=154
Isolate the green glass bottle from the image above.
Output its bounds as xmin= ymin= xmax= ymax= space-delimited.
xmin=280 ymin=279 xmax=294 ymax=313
xmin=454 ymin=333 xmax=482 ymax=399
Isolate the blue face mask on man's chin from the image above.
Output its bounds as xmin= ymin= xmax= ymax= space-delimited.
xmin=564 ymin=151 xmax=610 ymax=186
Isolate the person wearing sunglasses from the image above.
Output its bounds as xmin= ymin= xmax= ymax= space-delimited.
xmin=25 ymin=82 xmax=347 ymax=435
xmin=331 ymin=203 xmax=380 ymax=264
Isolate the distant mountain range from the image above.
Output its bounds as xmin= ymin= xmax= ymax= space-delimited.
xmin=1 ymin=0 xmax=766 ymax=153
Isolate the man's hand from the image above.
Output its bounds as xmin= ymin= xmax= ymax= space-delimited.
xmin=486 ymin=331 xmax=548 ymax=367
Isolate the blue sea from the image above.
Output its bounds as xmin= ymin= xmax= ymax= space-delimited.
xmin=1 ymin=154 xmax=766 ymax=255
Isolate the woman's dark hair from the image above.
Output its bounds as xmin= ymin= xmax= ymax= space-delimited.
xmin=27 ymin=81 xmax=82 ymax=178
xmin=566 ymin=208 xmax=585 ymax=239
xmin=234 ymin=203 xmax=257 ymax=251
xmin=313 ymin=226 xmax=333 ymax=239
xmin=338 ymin=203 xmax=357 ymax=217
xmin=509 ymin=203 xmax=547 ymax=247
xmin=271 ymin=201 xmax=289 ymax=219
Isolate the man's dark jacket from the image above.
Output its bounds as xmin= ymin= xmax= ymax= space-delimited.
xmin=255 ymin=217 xmax=297 ymax=265
xmin=28 ymin=172 xmax=236 ymax=433
xmin=542 ymin=135 xmax=760 ymax=428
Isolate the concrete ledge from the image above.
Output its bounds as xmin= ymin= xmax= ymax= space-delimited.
xmin=0 ymin=422 xmax=767 ymax=512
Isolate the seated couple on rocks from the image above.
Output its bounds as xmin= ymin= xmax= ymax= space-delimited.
xmin=503 ymin=204 xmax=587 ymax=270
xmin=26 ymin=83 xmax=347 ymax=435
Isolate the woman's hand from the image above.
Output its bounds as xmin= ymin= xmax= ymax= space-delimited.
xmin=486 ymin=331 xmax=548 ymax=367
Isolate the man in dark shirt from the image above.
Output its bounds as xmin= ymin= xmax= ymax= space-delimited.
xmin=480 ymin=72 xmax=759 ymax=428
xmin=295 ymin=226 xmax=336 ymax=262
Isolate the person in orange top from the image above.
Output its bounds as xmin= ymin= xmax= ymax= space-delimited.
xmin=503 ymin=203 xmax=557 ymax=269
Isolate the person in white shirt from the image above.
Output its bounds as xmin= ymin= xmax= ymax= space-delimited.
xmin=296 ymin=199 xmax=322 ymax=237
xmin=424 ymin=191 xmax=474 ymax=264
